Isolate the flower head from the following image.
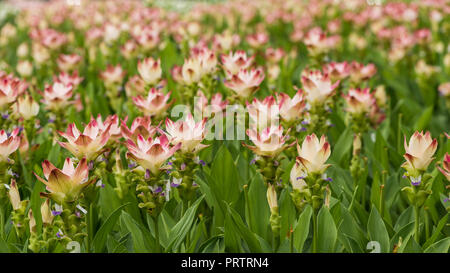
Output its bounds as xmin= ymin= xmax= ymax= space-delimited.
xmin=13 ymin=93 xmax=39 ymax=120
xmin=301 ymin=70 xmax=339 ymax=104
xmin=221 ymin=50 xmax=254 ymax=77
xmin=224 ymin=68 xmax=265 ymax=98
xmin=244 ymin=125 xmax=290 ymax=157
xmin=165 ymin=113 xmax=208 ymax=154
xmin=100 ymin=64 xmax=125 ymax=86
xmin=126 ymin=134 xmax=180 ymax=175
xmin=137 ymin=57 xmax=162 ymax=85
xmin=40 ymin=81 xmax=73 ymax=111
xmin=247 ymin=96 xmax=279 ymax=129
xmin=402 ymin=131 xmax=437 ymax=176
xmin=295 ymin=134 xmax=331 ymax=175
xmin=121 ymin=116 xmax=158 ymax=142
xmin=35 ymin=158 xmax=91 ymax=204
xmin=343 ymin=88 xmax=376 ymax=115
xmin=133 ymin=88 xmax=172 ymax=118
xmin=437 ymin=153 xmax=450 ymax=181
xmin=0 ymin=128 xmax=20 ymax=163
xmin=58 ymin=119 xmax=110 ymax=161
xmin=276 ymin=90 xmax=306 ymax=122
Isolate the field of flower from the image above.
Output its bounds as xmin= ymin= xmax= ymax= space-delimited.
xmin=0 ymin=0 xmax=449 ymax=254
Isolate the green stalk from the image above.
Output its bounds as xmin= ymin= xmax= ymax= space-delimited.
xmin=312 ymin=210 xmax=318 ymax=253
xmin=153 ymin=215 xmax=161 ymax=253
xmin=414 ymin=205 xmax=420 ymax=243
xmin=0 ymin=208 xmax=4 ymax=239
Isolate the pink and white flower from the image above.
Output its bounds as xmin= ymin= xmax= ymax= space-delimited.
xmin=224 ymin=68 xmax=265 ymax=98
xmin=40 ymin=81 xmax=73 ymax=111
xmin=121 ymin=116 xmax=158 ymax=142
xmin=276 ymin=90 xmax=306 ymax=122
xmin=95 ymin=114 xmax=121 ymax=141
xmin=57 ymin=54 xmax=82 ymax=72
xmin=133 ymin=88 xmax=172 ymax=118
xmin=35 ymin=158 xmax=91 ymax=204
xmin=54 ymin=71 xmax=83 ymax=88
xmin=301 ymin=70 xmax=339 ymax=104
xmin=58 ymin=119 xmax=111 ymax=161
xmin=100 ymin=64 xmax=126 ymax=86
xmin=0 ymin=128 xmax=20 ymax=163
xmin=437 ymin=153 xmax=450 ymax=181
xmin=322 ymin=62 xmax=351 ymax=81
xmin=294 ymin=134 xmax=331 ymax=175
xmin=343 ymin=88 xmax=376 ymax=115
xmin=13 ymin=93 xmax=39 ymax=120
xmin=126 ymin=134 xmax=180 ymax=175
xmin=165 ymin=114 xmax=208 ymax=154
xmin=221 ymin=51 xmax=254 ymax=77
xmin=247 ymin=96 xmax=280 ymax=129
xmin=244 ymin=125 xmax=290 ymax=157
xmin=137 ymin=57 xmax=162 ymax=85
xmin=402 ymin=131 xmax=438 ymax=175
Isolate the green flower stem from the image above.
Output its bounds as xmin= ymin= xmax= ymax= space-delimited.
xmin=312 ymin=209 xmax=318 ymax=253
xmin=414 ymin=205 xmax=420 ymax=243
xmin=153 ymin=214 xmax=161 ymax=253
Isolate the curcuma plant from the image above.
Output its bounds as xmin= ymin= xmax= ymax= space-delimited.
xmin=0 ymin=0 xmax=449 ymax=254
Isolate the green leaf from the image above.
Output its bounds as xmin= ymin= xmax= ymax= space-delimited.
xmin=329 ymin=127 xmax=353 ymax=164
xmin=224 ymin=203 xmax=262 ymax=253
xmin=167 ymin=196 xmax=204 ymax=252
xmin=246 ymin=173 xmax=270 ymax=240
xmin=293 ymin=205 xmax=312 ymax=253
xmin=317 ymin=206 xmax=337 ymax=252
xmin=92 ymin=203 xmax=129 ymax=253
xmin=424 ymin=237 xmax=450 ymax=253
xmin=423 ymin=214 xmax=449 ymax=250
xmin=367 ymin=206 xmax=390 ymax=253
xmin=413 ymin=106 xmax=433 ymax=131
xmin=120 ymin=212 xmax=154 ymax=253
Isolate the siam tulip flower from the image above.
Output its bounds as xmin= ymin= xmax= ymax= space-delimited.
xmin=220 ymin=50 xmax=254 ymax=77
xmin=39 ymin=29 xmax=67 ymax=50
xmin=40 ymin=81 xmax=73 ymax=111
xmin=32 ymin=43 xmax=50 ymax=65
xmin=57 ymin=54 xmax=82 ymax=72
xmin=349 ymin=62 xmax=377 ymax=83
xmin=294 ymin=134 xmax=331 ymax=175
xmin=343 ymin=88 xmax=376 ymax=115
xmin=125 ymin=75 xmax=147 ymax=97
xmin=194 ymin=91 xmax=228 ymax=117
xmin=212 ymin=31 xmax=240 ymax=52
xmin=247 ymin=96 xmax=280 ymax=129
xmin=304 ymin=27 xmax=336 ymax=55
xmin=134 ymin=27 xmax=160 ymax=51
xmin=54 ymin=71 xmax=83 ymax=88
xmin=246 ymin=33 xmax=269 ymax=49
xmin=58 ymin=119 xmax=111 ymax=161
xmin=437 ymin=153 xmax=450 ymax=182
xmin=0 ymin=128 xmax=20 ymax=163
xmin=121 ymin=40 xmax=138 ymax=59
xmin=16 ymin=60 xmax=33 ymax=78
xmin=301 ymin=70 xmax=339 ymax=104
xmin=191 ymin=47 xmax=217 ymax=75
xmin=133 ymin=88 xmax=172 ymax=118
xmin=224 ymin=68 xmax=265 ymax=98
xmin=402 ymin=131 xmax=438 ymax=177
xmin=13 ymin=93 xmax=39 ymax=120
xmin=34 ymin=158 xmax=91 ymax=204
xmin=126 ymin=134 xmax=181 ymax=175
xmin=0 ymin=74 xmax=24 ymax=110
xmin=95 ymin=114 xmax=121 ymax=141
xmin=170 ymin=65 xmax=184 ymax=84
xmin=276 ymin=90 xmax=306 ymax=123
xmin=244 ymin=125 xmax=290 ymax=157
xmin=41 ymin=199 xmax=54 ymax=225
xmin=100 ymin=64 xmax=126 ymax=86
xmin=165 ymin=114 xmax=208 ymax=154
xmin=121 ymin=116 xmax=157 ymax=142
xmin=322 ymin=62 xmax=351 ymax=81
xmin=267 ymin=183 xmax=278 ymax=212
xmin=8 ymin=179 xmax=22 ymax=210
xmin=265 ymin=48 xmax=285 ymax=63
xmin=181 ymin=57 xmax=203 ymax=85
xmin=137 ymin=57 xmax=162 ymax=86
